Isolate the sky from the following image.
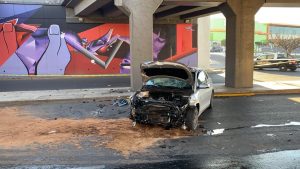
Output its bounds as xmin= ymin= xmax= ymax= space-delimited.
xmin=211 ymin=7 xmax=300 ymax=26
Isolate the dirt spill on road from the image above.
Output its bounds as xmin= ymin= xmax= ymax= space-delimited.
xmin=0 ymin=107 xmax=197 ymax=156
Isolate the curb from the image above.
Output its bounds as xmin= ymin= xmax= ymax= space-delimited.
xmin=253 ymin=89 xmax=300 ymax=95
xmin=214 ymin=89 xmax=300 ymax=97
xmin=1 ymin=88 xmax=300 ymax=105
xmin=0 ymin=74 xmax=130 ymax=80
xmin=0 ymin=95 xmax=132 ymax=107
xmin=214 ymin=93 xmax=255 ymax=97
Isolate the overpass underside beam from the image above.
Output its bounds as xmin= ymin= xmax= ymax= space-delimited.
xmin=115 ymin=0 xmax=163 ymax=91
xmin=74 ymin=0 xmax=111 ymax=16
xmin=220 ymin=0 xmax=264 ymax=88
xmin=265 ymin=0 xmax=300 ymax=6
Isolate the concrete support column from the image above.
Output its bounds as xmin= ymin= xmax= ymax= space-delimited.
xmin=220 ymin=0 xmax=264 ymax=88
xmin=197 ymin=16 xmax=210 ymax=70
xmin=115 ymin=0 xmax=163 ymax=91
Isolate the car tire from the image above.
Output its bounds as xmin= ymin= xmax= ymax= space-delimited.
xmin=279 ymin=65 xmax=287 ymax=71
xmin=208 ymin=92 xmax=213 ymax=109
xmin=185 ymin=107 xmax=198 ymax=131
xmin=290 ymin=67 xmax=297 ymax=71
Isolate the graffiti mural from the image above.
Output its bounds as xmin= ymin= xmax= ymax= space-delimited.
xmin=0 ymin=4 xmax=197 ymax=75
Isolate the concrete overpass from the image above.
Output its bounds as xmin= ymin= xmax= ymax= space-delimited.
xmin=63 ymin=0 xmax=300 ymax=90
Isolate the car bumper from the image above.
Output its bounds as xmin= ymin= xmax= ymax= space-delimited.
xmin=131 ymin=103 xmax=185 ymax=126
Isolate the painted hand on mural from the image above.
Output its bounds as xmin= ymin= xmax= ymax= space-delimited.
xmin=0 ymin=19 xmax=40 ymax=74
xmin=0 ymin=21 xmax=72 ymax=75
xmin=0 ymin=19 xmax=37 ymax=66
xmin=0 ymin=20 xmax=124 ymax=74
xmin=36 ymin=25 xmax=71 ymax=75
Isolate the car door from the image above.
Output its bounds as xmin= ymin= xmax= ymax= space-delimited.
xmin=196 ymin=71 xmax=212 ymax=113
xmin=257 ymin=54 xmax=274 ymax=68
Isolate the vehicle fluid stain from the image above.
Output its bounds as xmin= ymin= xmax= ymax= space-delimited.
xmin=245 ymin=149 xmax=300 ymax=168
xmin=115 ymin=150 xmax=300 ymax=169
xmin=251 ymin=121 xmax=300 ymax=128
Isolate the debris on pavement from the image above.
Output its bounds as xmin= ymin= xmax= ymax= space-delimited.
xmin=204 ymin=128 xmax=225 ymax=136
xmin=113 ymin=99 xmax=128 ymax=107
xmin=48 ymin=130 xmax=57 ymax=134
xmin=267 ymin=133 xmax=276 ymax=137
xmin=92 ymin=108 xmax=103 ymax=117
xmin=0 ymin=107 xmax=199 ymax=156
xmin=97 ymin=104 xmax=105 ymax=108
xmin=132 ymin=121 xmax=136 ymax=127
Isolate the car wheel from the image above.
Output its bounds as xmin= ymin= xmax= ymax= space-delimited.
xmin=279 ymin=65 xmax=287 ymax=71
xmin=208 ymin=92 xmax=213 ymax=109
xmin=290 ymin=67 xmax=297 ymax=71
xmin=185 ymin=107 xmax=198 ymax=131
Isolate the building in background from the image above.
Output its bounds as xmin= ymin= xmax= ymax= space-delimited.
xmin=209 ymin=17 xmax=300 ymax=54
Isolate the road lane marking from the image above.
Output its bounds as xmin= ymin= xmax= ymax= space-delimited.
xmin=251 ymin=122 xmax=300 ymax=128
xmin=214 ymin=93 xmax=255 ymax=97
xmin=289 ymin=97 xmax=300 ymax=103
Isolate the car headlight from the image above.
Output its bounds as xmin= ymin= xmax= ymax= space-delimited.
xmin=136 ymin=91 xmax=149 ymax=98
xmin=189 ymin=94 xmax=198 ymax=106
xmin=129 ymin=94 xmax=135 ymax=102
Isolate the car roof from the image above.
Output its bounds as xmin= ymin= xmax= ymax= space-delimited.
xmin=190 ymin=67 xmax=203 ymax=72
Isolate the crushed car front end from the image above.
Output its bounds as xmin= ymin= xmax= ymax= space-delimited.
xmin=129 ymin=61 xmax=195 ymax=127
xmin=130 ymin=89 xmax=193 ymax=127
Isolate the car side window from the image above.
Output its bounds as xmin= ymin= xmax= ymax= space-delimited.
xmin=277 ymin=54 xmax=286 ymax=59
xmin=258 ymin=55 xmax=267 ymax=60
xmin=268 ymin=55 xmax=275 ymax=59
xmin=197 ymin=71 xmax=207 ymax=85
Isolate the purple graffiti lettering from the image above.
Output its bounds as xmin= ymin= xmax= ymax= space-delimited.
xmin=64 ymin=31 xmax=123 ymax=69
xmin=153 ymin=32 xmax=166 ymax=60
xmin=119 ymin=32 xmax=166 ymax=73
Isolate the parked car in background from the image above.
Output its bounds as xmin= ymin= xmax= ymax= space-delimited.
xmin=291 ymin=54 xmax=300 ymax=68
xmin=210 ymin=46 xmax=223 ymax=52
xmin=254 ymin=53 xmax=298 ymax=71
xmin=130 ymin=61 xmax=214 ymax=130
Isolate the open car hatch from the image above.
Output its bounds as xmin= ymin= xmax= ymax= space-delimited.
xmin=141 ymin=61 xmax=194 ymax=86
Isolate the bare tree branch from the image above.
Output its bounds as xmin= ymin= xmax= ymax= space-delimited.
xmin=269 ymin=34 xmax=300 ymax=58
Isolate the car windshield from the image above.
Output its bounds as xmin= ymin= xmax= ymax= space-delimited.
xmin=144 ymin=77 xmax=192 ymax=89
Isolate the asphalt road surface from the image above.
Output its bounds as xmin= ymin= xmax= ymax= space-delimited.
xmin=1 ymin=68 xmax=299 ymax=92
xmin=0 ymin=76 xmax=131 ymax=92
xmin=0 ymin=94 xmax=299 ymax=168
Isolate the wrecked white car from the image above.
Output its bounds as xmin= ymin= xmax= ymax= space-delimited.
xmin=130 ymin=61 xmax=214 ymax=130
